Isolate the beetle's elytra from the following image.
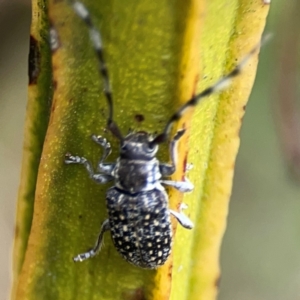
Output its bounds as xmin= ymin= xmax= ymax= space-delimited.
xmin=65 ymin=1 xmax=268 ymax=268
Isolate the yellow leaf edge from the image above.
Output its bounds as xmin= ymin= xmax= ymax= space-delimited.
xmin=172 ymin=1 xmax=271 ymax=300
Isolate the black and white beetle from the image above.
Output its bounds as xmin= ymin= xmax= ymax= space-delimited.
xmin=65 ymin=1 xmax=267 ymax=269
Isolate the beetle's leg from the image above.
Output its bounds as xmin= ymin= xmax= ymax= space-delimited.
xmin=73 ymin=219 xmax=110 ymax=262
xmin=159 ymin=129 xmax=185 ymax=176
xmin=161 ymin=176 xmax=194 ymax=193
xmin=65 ymin=153 xmax=113 ymax=184
xmin=91 ymin=134 xmax=115 ymax=174
xmin=170 ymin=204 xmax=193 ymax=229
xmin=160 ymin=128 xmax=193 ymax=192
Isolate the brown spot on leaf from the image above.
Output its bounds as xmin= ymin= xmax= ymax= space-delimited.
xmin=182 ymin=154 xmax=188 ymax=181
xmin=168 ymin=262 xmax=173 ymax=280
xmin=28 ymin=35 xmax=40 ymax=85
xmin=134 ymin=114 xmax=145 ymax=123
xmin=14 ymin=225 xmax=19 ymax=239
xmin=214 ymin=274 xmax=221 ymax=288
xmin=192 ymin=74 xmax=200 ymax=96
xmin=52 ymin=80 xmax=58 ymax=90
xmin=122 ymin=288 xmax=146 ymax=300
xmin=51 ymin=102 xmax=56 ymax=113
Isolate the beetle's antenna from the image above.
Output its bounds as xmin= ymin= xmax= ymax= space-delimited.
xmin=150 ymin=34 xmax=271 ymax=146
xmin=72 ymin=1 xmax=123 ymax=141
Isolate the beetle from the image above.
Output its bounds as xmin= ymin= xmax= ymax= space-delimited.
xmin=65 ymin=1 xmax=267 ymax=268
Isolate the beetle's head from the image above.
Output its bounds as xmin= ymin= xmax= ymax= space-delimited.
xmin=120 ymin=131 xmax=158 ymax=160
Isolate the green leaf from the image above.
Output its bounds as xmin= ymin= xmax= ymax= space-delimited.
xmin=12 ymin=0 xmax=270 ymax=299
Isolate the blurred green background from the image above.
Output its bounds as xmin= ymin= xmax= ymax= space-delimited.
xmin=1 ymin=0 xmax=299 ymax=299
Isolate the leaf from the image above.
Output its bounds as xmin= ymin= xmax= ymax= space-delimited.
xmin=11 ymin=0 xmax=53 ymax=297
xmin=12 ymin=0 xmax=270 ymax=299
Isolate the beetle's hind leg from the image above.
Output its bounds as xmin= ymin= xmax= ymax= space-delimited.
xmin=73 ymin=219 xmax=110 ymax=262
xmin=170 ymin=204 xmax=193 ymax=229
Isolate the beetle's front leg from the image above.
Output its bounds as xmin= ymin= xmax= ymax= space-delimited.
xmin=91 ymin=134 xmax=115 ymax=174
xmin=65 ymin=153 xmax=113 ymax=184
xmin=159 ymin=129 xmax=185 ymax=176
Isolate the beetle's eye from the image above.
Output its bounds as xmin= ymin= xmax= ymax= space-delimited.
xmin=145 ymin=143 xmax=155 ymax=153
xmin=121 ymin=144 xmax=128 ymax=151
